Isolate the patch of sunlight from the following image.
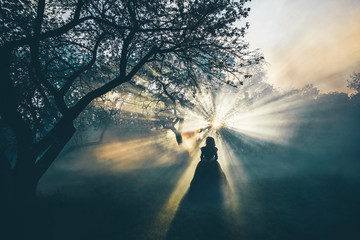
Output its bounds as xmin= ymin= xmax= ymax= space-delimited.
xmin=144 ymin=134 xmax=208 ymax=240
xmin=93 ymin=133 xmax=180 ymax=172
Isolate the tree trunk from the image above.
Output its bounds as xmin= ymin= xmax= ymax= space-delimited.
xmin=177 ymin=118 xmax=184 ymax=144
xmin=1 ymin=123 xmax=75 ymax=240
xmin=175 ymin=132 xmax=183 ymax=145
xmin=169 ymin=127 xmax=183 ymax=145
xmin=1 ymin=165 xmax=39 ymax=240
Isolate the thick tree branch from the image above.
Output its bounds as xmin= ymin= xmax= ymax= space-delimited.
xmin=34 ymin=123 xmax=76 ymax=181
xmin=72 ymin=45 xmax=158 ymax=118
xmin=29 ymin=31 xmax=68 ymax=114
xmin=119 ymin=30 xmax=136 ymax=78
xmin=0 ymin=49 xmax=34 ymax=156
xmin=158 ymin=80 xmax=176 ymax=104
xmin=33 ymin=0 xmax=46 ymax=36
xmin=59 ymin=32 xmax=110 ymax=96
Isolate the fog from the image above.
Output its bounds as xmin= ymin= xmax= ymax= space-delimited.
xmin=35 ymin=78 xmax=360 ymax=239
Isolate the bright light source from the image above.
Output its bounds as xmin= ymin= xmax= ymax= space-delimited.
xmin=211 ymin=119 xmax=222 ymax=130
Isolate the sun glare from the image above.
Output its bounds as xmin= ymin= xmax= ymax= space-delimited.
xmin=91 ymin=83 xmax=313 ymax=239
xmin=211 ymin=119 xmax=222 ymax=130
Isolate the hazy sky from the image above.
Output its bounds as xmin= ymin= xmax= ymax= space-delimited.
xmin=245 ymin=0 xmax=360 ymax=94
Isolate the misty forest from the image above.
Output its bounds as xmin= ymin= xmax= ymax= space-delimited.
xmin=1 ymin=0 xmax=360 ymax=240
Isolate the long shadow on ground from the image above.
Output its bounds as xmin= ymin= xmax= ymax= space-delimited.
xmin=166 ymin=160 xmax=243 ymax=240
xmin=25 ymin=124 xmax=360 ymax=240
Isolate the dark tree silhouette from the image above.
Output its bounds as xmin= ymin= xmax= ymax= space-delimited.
xmin=131 ymin=61 xmax=200 ymax=145
xmin=0 ymin=0 xmax=260 ymax=220
xmin=348 ymin=73 xmax=360 ymax=94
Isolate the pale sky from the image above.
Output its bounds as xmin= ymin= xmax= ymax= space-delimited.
xmin=244 ymin=0 xmax=360 ymax=94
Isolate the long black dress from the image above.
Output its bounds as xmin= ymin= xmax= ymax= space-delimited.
xmin=188 ymin=146 xmax=228 ymax=203
xmin=166 ymin=147 xmax=233 ymax=240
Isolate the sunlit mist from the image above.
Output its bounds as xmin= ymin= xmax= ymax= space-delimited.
xmin=135 ymin=80 xmax=315 ymax=237
xmin=211 ymin=119 xmax=223 ymax=130
xmin=38 ymin=75 xmax=360 ymax=240
xmin=50 ymin=75 xmax=321 ymax=239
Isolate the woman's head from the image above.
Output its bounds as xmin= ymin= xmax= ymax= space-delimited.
xmin=205 ymin=137 xmax=215 ymax=148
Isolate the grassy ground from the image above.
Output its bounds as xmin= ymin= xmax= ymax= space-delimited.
xmin=29 ymin=126 xmax=360 ymax=240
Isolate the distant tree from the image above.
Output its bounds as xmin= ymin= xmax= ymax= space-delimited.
xmin=0 ymin=0 xmax=260 ymax=221
xmin=130 ymin=58 xmax=202 ymax=145
xmin=348 ymin=73 xmax=360 ymax=94
xmin=132 ymin=49 xmax=261 ymax=144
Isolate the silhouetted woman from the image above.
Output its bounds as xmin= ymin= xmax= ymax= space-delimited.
xmin=188 ymin=136 xmax=228 ymax=203
xmin=167 ymin=137 xmax=230 ymax=240
xmin=200 ymin=137 xmax=218 ymax=162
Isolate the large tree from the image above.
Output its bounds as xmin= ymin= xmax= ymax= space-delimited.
xmin=0 ymin=0 xmax=259 ymax=214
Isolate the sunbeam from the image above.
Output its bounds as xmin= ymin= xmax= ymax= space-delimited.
xmin=5 ymin=1 xmax=359 ymax=239
xmin=64 ymin=82 xmax=316 ymax=239
xmin=93 ymin=133 xmax=179 ymax=171
xmin=136 ymin=83 xmax=314 ymax=238
xmin=144 ymin=132 xmax=209 ymax=239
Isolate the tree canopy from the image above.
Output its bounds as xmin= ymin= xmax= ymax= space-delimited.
xmin=0 ymin=0 xmax=260 ymax=206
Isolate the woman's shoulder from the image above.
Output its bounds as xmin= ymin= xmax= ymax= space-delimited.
xmin=201 ymin=146 xmax=217 ymax=151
